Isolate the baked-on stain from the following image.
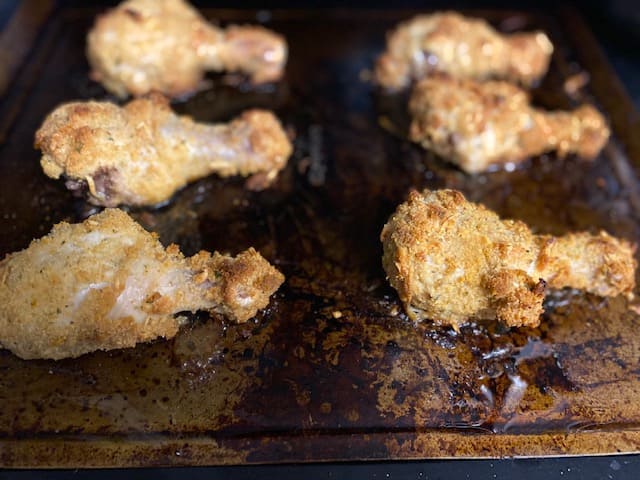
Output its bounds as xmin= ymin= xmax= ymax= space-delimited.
xmin=1 ymin=7 xmax=640 ymax=467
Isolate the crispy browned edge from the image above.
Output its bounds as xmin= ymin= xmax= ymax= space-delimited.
xmin=1 ymin=6 xmax=640 ymax=466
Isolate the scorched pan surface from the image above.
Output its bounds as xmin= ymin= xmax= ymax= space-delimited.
xmin=1 ymin=7 xmax=640 ymax=467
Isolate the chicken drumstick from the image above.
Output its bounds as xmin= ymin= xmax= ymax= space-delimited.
xmin=409 ymin=75 xmax=610 ymax=173
xmin=375 ymin=11 xmax=553 ymax=90
xmin=0 ymin=209 xmax=284 ymax=360
xmin=381 ymin=189 xmax=636 ymax=329
xmin=88 ymin=0 xmax=287 ymax=98
xmin=36 ymin=94 xmax=292 ymax=207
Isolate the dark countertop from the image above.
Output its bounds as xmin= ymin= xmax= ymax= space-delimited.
xmin=1 ymin=2 xmax=640 ymax=479
xmin=1 ymin=455 xmax=639 ymax=479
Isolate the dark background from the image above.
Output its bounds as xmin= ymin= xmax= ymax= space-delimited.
xmin=1 ymin=1 xmax=640 ymax=478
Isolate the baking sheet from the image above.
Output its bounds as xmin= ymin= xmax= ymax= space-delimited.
xmin=1 ymin=7 xmax=640 ymax=467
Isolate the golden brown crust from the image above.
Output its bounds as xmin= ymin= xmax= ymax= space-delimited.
xmin=0 ymin=209 xmax=284 ymax=359
xmin=538 ymin=231 xmax=637 ymax=298
xmin=35 ymin=95 xmax=292 ymax=207
xmin=87 ymin=0 xmax=287 ymax=98
xmin=408 ymin=75 xmax=610 ymax=173
xmin=187 ymin=248 xmax=285 ymax=324
xmin=484 ymin=270 xmax=546 ymax=328
xmin=375 ymin=12 xmax=553 ymax=90
xmin=381 ymin=189 xmax=636 ymax=329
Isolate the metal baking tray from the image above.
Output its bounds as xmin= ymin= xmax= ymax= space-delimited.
xmin=1 ymin=5 xmax=640 ymax=467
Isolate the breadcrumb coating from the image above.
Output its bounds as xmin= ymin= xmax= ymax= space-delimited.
xmin=87 ymin=0 xmax=287 ymax=98
xmin=381 ymin=189 xmax=636 ymax=329
xmin=0 ymin=209 xmax=284 ymax=359
xmin=35 ymin=94 xmax=292 ymax=206
xmin=409 ymin=75 xmax=610 ymax=173
xmin=375 ymin=11 xmax=553 ymax=90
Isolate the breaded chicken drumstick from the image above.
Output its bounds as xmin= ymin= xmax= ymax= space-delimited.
xmin=88 ymin=0 xmax=287 ymax=98
xmin=0 ymin=209 xmax=284 ymax=360
xmin=36 ymin=94 xmax=292 ymax=207
xmin=409 ymin=75 xmax=610 ymax=173
xmin=375 ymin=11 xmax=553 ymax=90
xmin=381 ymin=189 xmax=636 ymax=329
